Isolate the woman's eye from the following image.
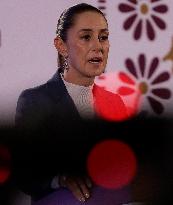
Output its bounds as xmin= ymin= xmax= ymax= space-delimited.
xmin=81 ymin=35 xmax=91 ymax=41
xmin=99 ymin=36 xmax=108 ymax=41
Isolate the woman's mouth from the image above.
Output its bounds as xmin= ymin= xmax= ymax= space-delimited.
xmin=88 ymin=57 xmax=103 ymax=64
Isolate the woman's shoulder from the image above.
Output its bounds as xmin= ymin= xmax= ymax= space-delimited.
xmin=19 ymin=71 xmax=62 ymax=100
xmin=19 ymin=83 xmax=48 ymax=99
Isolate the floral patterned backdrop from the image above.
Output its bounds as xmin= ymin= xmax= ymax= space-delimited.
xmin=96 ymin=0 xmax=173 ymax=117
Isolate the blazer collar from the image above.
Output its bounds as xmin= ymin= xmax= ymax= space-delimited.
xmin=46 ymin=70 xmax=80 ymax=120
xmin=46 ymin=70 xmax=67 ymax=102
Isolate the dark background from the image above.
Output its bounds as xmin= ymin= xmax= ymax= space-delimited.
xmin=0 ymin=116 xmax=173 ymax=204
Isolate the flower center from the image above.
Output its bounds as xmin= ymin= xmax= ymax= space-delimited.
xmin=140 ymin=3 xmax=149 ymax=15
xmin=138 ymin=82 xmax=148 ymax=94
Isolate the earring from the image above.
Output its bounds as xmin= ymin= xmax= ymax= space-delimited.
xmin=63 ymin=56 xmax=68 ymax=71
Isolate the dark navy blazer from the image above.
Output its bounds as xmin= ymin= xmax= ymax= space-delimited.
xmin=15 ymin=70 xmax=81 ymax=129
xmin=15 ymin=71 xmax=90 ymax=200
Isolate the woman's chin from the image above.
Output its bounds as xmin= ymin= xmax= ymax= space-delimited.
xmin=88 ymin=67 xmax=105 ymax=77
xmin=93 ymin=68 xmax=105 ymax=77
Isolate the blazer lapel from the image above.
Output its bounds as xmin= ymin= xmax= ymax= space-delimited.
xmin=45 ymin=70 xmax=81 ymax=121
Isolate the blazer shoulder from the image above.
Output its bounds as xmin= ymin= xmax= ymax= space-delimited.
xmin=15 ymin=83 xmax=52 ymax=128
xmin=19 ymin=83 xmax=48 ymax=100
xmin=19 ymin=71 xmax=65 ymax=102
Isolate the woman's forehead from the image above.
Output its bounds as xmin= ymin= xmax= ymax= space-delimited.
xmin=72 ymin=11 xmax=108 ymax=30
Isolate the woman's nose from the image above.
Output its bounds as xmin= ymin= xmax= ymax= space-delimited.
xmin=92 ymin=39 xmax=103 ymax=53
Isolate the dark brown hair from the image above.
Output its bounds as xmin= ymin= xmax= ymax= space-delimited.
xmin=56 ymin=3 xmax=107 ymax=73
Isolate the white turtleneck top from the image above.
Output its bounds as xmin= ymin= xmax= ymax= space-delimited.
xmin=60 ymin=73 xmax=95 ymax=119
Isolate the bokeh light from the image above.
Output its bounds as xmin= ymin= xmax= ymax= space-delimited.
xmin=94 ymin=72 xmax=141 ymax=122
xmin=0 ymin=145 xmax=11 ymax=184
xmin=87 ymin=140 xmax=137 ymax=189
xmin=93 ymin=85 xmax=130 ymax=121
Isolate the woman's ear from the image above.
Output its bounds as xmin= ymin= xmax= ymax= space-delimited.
xmin=54 ymin=37 xmax=68 ymax=57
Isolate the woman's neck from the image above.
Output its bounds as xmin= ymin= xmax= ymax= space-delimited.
xmin=63 ymin=69 xmax=94 ymax=87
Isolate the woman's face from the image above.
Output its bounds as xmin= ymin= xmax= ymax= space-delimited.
xmin=64 ymin=11 xmax=109 ymax=85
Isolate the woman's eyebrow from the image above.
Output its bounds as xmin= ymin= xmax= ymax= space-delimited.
xmin=100 ymin=29 xmax=109 ymax=33
xmin=78 ymin=28 xmax=109 ymax=33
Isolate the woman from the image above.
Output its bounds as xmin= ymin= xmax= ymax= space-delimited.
xmin=15 ymin=3 xmax=128 ymax=203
